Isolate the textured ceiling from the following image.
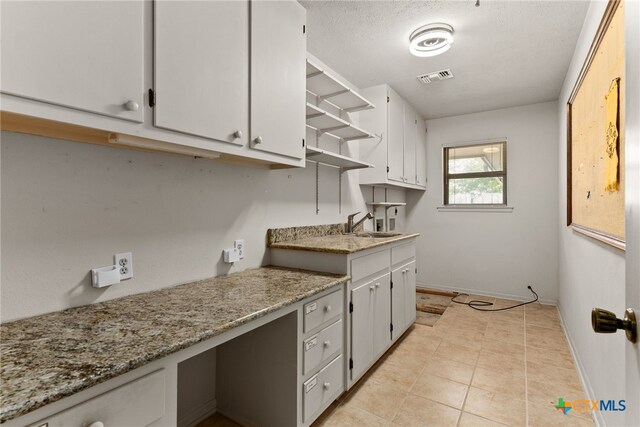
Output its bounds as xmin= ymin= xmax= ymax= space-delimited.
xmin=301 ymin=0 xmax=589 ymax=119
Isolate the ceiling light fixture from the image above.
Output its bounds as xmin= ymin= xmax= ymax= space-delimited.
xmin=409 ymin=23 xmax=454 ymax=57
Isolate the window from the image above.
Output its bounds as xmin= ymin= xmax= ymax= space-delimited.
xmin=443 ymin=141 xmax=507 ymax=205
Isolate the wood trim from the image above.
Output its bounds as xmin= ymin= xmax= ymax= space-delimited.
xmin=567 ymin=0 xmax=621 ymax=105
xmin=416 ymin=287 xmax=458 ymax=297
xmin=566 ymin=0 xmax=625 ymax=251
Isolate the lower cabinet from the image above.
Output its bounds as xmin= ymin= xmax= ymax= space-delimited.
xmin=391 ymin=260 xmax=417 ymax=340
xmin=350 ymin=273 xmax=391 ymax=381
xmin=31 ymin=370 xmax=165 ymax=427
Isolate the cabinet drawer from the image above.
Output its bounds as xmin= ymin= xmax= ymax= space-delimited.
xmin=32 ymin=369 xmax=165 ymax=427
xmin=304 ymin=290 xmax=343 ymax=333
xmin=303 ymin=319 xmax=343 ymax=375
xmin=391 ymin=243 xmax=415 ymax=266
xmin=350 ymin=250 xmax=390 ymax=283
xmin=303 ymin=355 xmax=343 ymax=422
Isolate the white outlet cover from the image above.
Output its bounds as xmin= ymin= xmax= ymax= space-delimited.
xmin=234 ymin=240 xmax=245 ymax=259
xmin=115 ymin=252 xmax=133 ymax=280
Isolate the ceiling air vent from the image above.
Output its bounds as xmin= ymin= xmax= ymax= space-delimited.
xmin=417 ymin=68 xmax=454 ymax=84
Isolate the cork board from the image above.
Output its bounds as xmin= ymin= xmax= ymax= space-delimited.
xmin=567 ymin=0 xmax=625 ymax=250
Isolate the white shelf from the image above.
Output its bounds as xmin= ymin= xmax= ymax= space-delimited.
xmin=306 ymin=103 xmax=375 ymax=142
xmin=367 ymin=202 xmax=407 ymax=208
xmin=306 ymin=59 xmax=375 ymax=113
xmin=306 ymin=146 xmax=373 ymax=171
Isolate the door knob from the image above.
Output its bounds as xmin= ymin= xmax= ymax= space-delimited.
xmin=592 ymin=307 xmax=637 ymax=343
xmin=233 ymin=130 xmax=243 ymax=139
xmin=123 ymin=100 xmax=139 ymax=111
xmin=254 ymin=136 xmax=263 ymax=144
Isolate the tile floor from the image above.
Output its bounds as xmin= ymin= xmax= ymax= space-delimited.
xmin=313 ymin=296 xmax=594 ymax=427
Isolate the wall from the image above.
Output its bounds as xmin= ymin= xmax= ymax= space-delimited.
xmin=406 ymin=101 xmax=559 ymax=303
xmin=557 ymin=1 xmax=627 ymax=426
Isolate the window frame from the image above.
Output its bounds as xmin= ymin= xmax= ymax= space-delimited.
xmin=443 ymin=140 xmax=508 ymax=206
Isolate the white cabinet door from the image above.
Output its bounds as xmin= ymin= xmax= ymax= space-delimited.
xmin=373 ymin=273 xmax=391 ymax=358
xmin=403 ymin=102 xmax=417 ymax=184
xmin=250 ymin=0 xmax=306 ymax=159
xmin=391 ymin=266 xmax=406 ymax=340
xmin=416 ymin=118 xmax=427 ymax=187
xmin=404 ymin=261 xmax=417 ymax=326
xmin=154 ymin=0 xmax=248 ymax=145
xmin=387 ymin=88 xmax=405 ymax=183
xmin=0 ymin=1 xmax=144 ymax=122
xmin=350 ymin=282 xmax=374 ymax=381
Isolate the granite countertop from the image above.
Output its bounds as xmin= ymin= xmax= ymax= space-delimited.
xmin=268 ymin=223 xmax=419 ymax=254
xmin=0 ymin=267 xmax=349 ymax=422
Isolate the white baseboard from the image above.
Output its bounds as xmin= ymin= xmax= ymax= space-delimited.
xmin=177 ymin=398 xmax=217 ymax=427
xmin=557 ymin=305 xmax=601 ymax=427
xmin=417 ymin=283 xmax=557 ymax=305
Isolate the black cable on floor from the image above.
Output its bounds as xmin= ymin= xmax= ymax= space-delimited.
xmin=450 ymin=286 xmax=539 ymax=311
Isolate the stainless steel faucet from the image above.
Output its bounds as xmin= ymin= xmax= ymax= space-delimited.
xmin=347 ymin=211 xmax=374 ymax=233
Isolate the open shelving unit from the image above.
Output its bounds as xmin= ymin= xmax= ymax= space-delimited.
xmin=306 ymin=59 xmax=375 ymax=113
xmin=305 ymin=146 xmax=373 ymax=171
xmin=306 ymin=103 xmax=376 ymax=142
xmin=366 ymin=202 xmax=407 ymax=208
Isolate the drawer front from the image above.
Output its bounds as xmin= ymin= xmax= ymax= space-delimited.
xmin=32 ymin=369 xmax=165 ymax=427
xmin=303 ymin=319 xmax=343 ymax=375
xmin=350 ymin=249 xmax=390 ymax=283
xmin=304 ymin=290 xmax=343 ymax=333
xmin=391 ymin=243 xmax=415 ymax=266
xmin=303 ymin=355 xmax=344 ymax=422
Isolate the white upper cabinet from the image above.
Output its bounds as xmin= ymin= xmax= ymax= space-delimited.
xmin=359 ymin=84 xmax=426 ymax=190
xmin=250 ymin=0 xmax=306 ymax=159
xmin=403 ymin=101 xmax=417 ymax=185
xmin=416 ymin=118 xmax=427 ymax=187
xmin=387 ymin=88 xmax=405 ymax=183
xmin=154 ymin=0 xmax=248 ymax=145
xmin=0 ymin=1 xmax=144 ymax=122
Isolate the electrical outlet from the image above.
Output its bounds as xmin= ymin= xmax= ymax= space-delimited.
xmin=234 ymin=240 xmax=245 ymax=259
xmin=115 ymin=252 xmax=133 ymax=280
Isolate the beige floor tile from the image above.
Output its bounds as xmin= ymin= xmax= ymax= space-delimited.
xmin=458 ymin=412 xmax=509 ymax=427
xmin=439 ymin=329 xmax=485 ymax=350
xmin=476 ymin=349 xmax=526 ymax=377
xmin=384 ymin=345 xmax=430 ymax=372
xmin=526 ymin=344 xmax=573 ymax=369
xmin=463 ymin=387 xmax=526 ymax=426
xmin=526 ymin=324 xmax=570 ymax=351
xmin=421 ymin=355 xmax=476 ymax=384
xmin=434 ymin=340 xmax=480 ymax=366
xmin=528 ymin=401 xmax=595 ymax=426
xmin=526 ymin=378 xmax=588 ymax=411
xmin=369 ymin=358 xmax=420 ymax=392
xmin=398 ymin=330 xmax=442 ymax=354
xmin=471 ymin=366 xmax=526 ymax=398
xmin=410 ymin=372 xmax=468 ymax=409
xmin=410 ymin=323 xmax=445 ymax=337
xmin=343 ymin=380 xmax=408 ymax=421
xmin=392 ymin=394 xmax=460 ymax=427
xmin=318 ymin=404 xmax=393 ymax=427
xmin=483 ymin=310 xmax=525 ymax=326
xmin=481 ymin=338 xmax=526 ymax=360
xmin=484 ymin=322 xmax=525 ymax=346
xmin=527 ymin=360 xmax=582 ymax=389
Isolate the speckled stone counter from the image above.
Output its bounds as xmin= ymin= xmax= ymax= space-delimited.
xmin=0 ymin=267 xmax=349 ymax=422
xmin=268 ymin=224 xmax=419 ymax=254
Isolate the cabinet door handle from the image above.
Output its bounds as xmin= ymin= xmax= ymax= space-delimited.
xmin=324 ymin=340 xmax=331 ymax=348
xmin=370 ymin=286 xmax=375 ymax=291
xmin=375 ymin=282 xmax=380 ymax=288
xmin=323 ymin=382 xmax=331 ymax=390
xmin=254 ymin=136 xmax=263 ymax=144
xmin=325 ymin=305 xmax=332 ymax=312
xmin=233 ymin=130 xmax=243 ymax=139
xmin=88 ymin=422 xmax=105 ymax=427
xmin=123 ymin=100 xmax=139 ymax=111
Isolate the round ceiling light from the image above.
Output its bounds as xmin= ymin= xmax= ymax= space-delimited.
xmin=409 ymin=23 xmax=454 ymax=57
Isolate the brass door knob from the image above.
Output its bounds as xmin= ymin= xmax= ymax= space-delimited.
xmin=592 ymin=307 xmax=637 ymax=343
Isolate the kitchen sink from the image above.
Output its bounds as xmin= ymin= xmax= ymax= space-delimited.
xmin=354 ymin=232 xmax=403 ymax=238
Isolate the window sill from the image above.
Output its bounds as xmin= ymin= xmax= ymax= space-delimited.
xmin=437 ymin=206 xmax=514 ymax=213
